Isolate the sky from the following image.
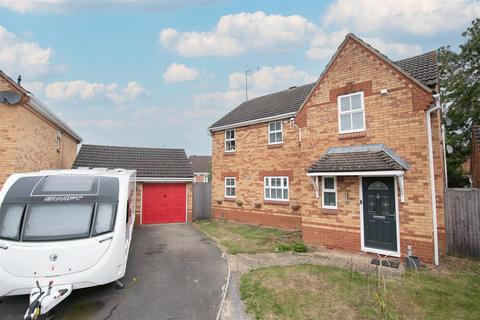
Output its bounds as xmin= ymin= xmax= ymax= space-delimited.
xmin=0 ymin=0 xmax=478 ymax=156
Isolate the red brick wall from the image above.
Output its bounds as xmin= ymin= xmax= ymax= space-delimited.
xmin=472 ymin=126 xmax=480 ymax=188
xmin=210 ymin=37 xmax=445 ymax=263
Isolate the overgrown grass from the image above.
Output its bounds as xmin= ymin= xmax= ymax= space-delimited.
xmin=240 ymin=258 xmax=480 ymax=320
xmin=195 ymin=220 xmax=306 ymax=254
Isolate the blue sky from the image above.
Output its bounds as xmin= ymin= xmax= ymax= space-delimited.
xmin=0 ymin=0 xmax=478 ymax=155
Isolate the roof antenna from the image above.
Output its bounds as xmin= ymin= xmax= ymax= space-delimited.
xmin=244 ymin=65 xmax=251 ymax=101
xmin=17 ymin=75 xmax=22 ymax=85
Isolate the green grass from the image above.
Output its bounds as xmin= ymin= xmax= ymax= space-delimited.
xmin=195 ymin=220 xmax=306 ymax=254
xmin=240 ymin=259 xmax=480 ymax=320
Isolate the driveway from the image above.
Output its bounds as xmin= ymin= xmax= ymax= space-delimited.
xmin=0 ymin=224 xmax=228 ymax=320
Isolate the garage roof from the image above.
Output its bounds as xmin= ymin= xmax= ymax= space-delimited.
xmin=72 ymin=144 xmax=194 ymax=180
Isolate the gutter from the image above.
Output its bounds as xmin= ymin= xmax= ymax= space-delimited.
xmin=136 ymin=177 xmax=195 ymax=183
xmin=209 ymin=112 xmax=295 ymax=132
xmin=28 ymin=94 xmax=83 ymax=143
xmin=426 ymin=94 xmax=441 ymax=267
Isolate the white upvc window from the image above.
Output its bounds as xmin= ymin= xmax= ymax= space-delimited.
xmin=225 ymin=177 xmax=236 ymax=198
xmin=322 ymin=177 xmax=337 ymax=209
xmin=225 ymin=129 xmax=236 ymax=152
xmin=268 ymin=121 xmax=283 ymax=144
xmin=264 ymin=176 xmax=289 ymax=201
xmin=338 ymin=91 xmax=365 ymax=133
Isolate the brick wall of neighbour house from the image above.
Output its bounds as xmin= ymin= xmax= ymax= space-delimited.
xmin=211 ymin=120 xmax=303 ymax=231
xmin=472 ymin=127 xmax=480 ymax=188
xmin=296 ymin=38 xmax=445 ymax=263
xmin=194 ymin=174 xmax=207 ymax=183
xmin=0 ymin=77 xmax=78 ymax=188
xmin=134 ymin=182 xmax=193 ymax=224
xmin=211 ymin=38 xmax=445 ymax=263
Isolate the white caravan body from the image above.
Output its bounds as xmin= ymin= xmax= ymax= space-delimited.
xmin=0 ymin=168 xmax=136 ymax=297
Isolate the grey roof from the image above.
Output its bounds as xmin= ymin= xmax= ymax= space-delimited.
xmin=210 ymin=35 xmax=438 ymax=131
xmin=307 ymin=144 xmax=409 ymax=173
xmin=395 ymin=51 xmax=438 ymax=87
xmin=209 ymin=83 xmax=315 ymax=129
xmin=72 ymin=144 xmax=193 ymax=179
xmin=189 ymin=155 xmax=211 ymax=173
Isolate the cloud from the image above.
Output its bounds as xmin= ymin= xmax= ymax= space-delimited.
xmin=0 ymin=0 xmax=214 ymax=14
xmin=44 ymin=80 xmax=149 ymax=104
xmin=194 ymin=65 xmax=315 ymax=109
xmin=159 ymin=11 xmax=319 ymax=57
xmin=229 ymin=65 xmax=316 ymax=91
xmin=163 ymin=63 xmax=200 ymax=83
xmin=323 ymin=0 xmax=478 ymax=36
xmin=0 ymin=25 xmax=59 ymax=79
xmin=70 ymin=119 xmax=130 ymax=129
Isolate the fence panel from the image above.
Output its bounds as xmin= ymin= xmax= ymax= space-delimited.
xmin=445 ymin=188 xmax=480 ymax=257
xmin=192 ymin=182 xmax=212 ymax=221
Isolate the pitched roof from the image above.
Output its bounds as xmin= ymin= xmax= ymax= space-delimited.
xmin=189 ymin=155 xmax=211 ymax=173
xmin=210 ymin=34 xmax=437 ymax=131
xmin=395 ymin=51 xmax=438 ymax=87
xmin=209 ymin=83 xmax=315 ymax=130
xmin=307 ymin=144 xmax=409 ymax=173
xmin=0 ymin=70 xmax=82 ymax=143
xmin=72 ymin=144 xmax=193 ymax=179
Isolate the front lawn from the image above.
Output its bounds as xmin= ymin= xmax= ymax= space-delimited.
xmin=195 ymin=220 xmax=306 ymax=254
xmin=240 ymin=259 xmax=480 ymax=320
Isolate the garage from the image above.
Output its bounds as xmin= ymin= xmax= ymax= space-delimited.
xmin=142 ymin=183 xmax=186 ymax=224
xmin=72 ymin=144 xmax=194 ymax=224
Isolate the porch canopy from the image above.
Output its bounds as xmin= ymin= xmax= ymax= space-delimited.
xmin=306 ymin=144 xmax=409 ymax=202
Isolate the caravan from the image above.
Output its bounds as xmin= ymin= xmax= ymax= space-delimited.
xmin=0 ymin=169 xmax=136 ymax=319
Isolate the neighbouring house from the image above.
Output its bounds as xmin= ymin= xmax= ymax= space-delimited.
xmin=471 ymin=126 xmax=480 ymax=187
xmin=189 ymin=155 xmax=211 ymax=182
xmin=209 ymin=34 xmax=446 ymax=265
xmin=72 ymin=144 xmax=194 ymax=224
xmin=0 ymin=70 xmax=82 ymax=188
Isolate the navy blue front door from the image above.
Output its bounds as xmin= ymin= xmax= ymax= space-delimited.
xmin=362 ymin=177 xmax=397 ymax=252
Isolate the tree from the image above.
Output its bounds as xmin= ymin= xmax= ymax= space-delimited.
xmin=438 ymin=18 xmax=480 ymax=187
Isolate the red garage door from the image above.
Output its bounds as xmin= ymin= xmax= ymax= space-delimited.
xmin=142 ymin=183 xmax=186 ymax=224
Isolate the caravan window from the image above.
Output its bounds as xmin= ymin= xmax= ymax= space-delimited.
xmin=93 ymin=203 xmax=116 ymax=235
xmin=23 ymin=203 xmax=94 ymax=241
xmin=34 ymin=176 xmax=99 ymax=195
xmin=0 ymin=205 xmax=25 ymax=240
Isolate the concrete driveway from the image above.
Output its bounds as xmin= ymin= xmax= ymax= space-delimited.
xmin=0 ymin=224 xmax=228 ymax=320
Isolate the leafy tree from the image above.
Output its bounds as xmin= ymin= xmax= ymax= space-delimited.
xmin=438 ymin=18 xmax=480 ymax=187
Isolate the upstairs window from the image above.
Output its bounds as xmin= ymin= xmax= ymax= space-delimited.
xmin=338 ymin=92 xmax=365 ymax=133
xmin=225 ymin=129 xmax=236 ymax=152
xmin=268 ymin=121 xmax=283 ymax=144
xmin=225 ymin=177 xmax=236 ymax=198
xmin=264 ymin=176 xmax=289 ymax=201
xmin=322 ymin=177 xmax=337 ymax=209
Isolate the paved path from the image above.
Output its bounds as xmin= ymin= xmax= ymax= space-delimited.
xmin=0 ymin=224 xmax=229 ymax=320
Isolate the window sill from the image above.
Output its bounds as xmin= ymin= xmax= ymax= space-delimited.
xmin=338 ymin=131 xmax=366 ymax=140
xmin=264 ymin=200 xmax=289 ymax=206
xmin=267 ymin=143 xmax=283 ymax=149
xmin=321 ymin=208 xmax=337 ymax=215
xmin=224 ymin=197 xmax=236 ymax=202
xmin=224 ymin=151 xmax=236 ymax=156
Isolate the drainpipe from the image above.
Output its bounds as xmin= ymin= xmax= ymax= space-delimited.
xmin=427 ymin=94 xmax=441 ymax=267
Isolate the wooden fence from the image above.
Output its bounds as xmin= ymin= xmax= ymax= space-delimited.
xmin=445 ymin=188 xmax=480 ymax=257
xmin=192 ymin=182 xmax=211 ymax=221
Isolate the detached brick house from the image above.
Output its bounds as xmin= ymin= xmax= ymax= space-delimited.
xmin=471 ymin=126 xmax=480 ymax=187
xmin=0 ymin=71 xmax=82 ymax=187
xmin=209 ymin=34 xmax=445 ymax=265
xmin=73 ymin=144 xmax=194 ymax=224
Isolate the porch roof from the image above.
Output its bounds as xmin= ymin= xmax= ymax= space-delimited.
xmin=306 ymin=144 xmax=409 ymax=175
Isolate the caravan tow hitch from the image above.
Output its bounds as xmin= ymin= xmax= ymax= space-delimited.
xmin=24 ymin=281 xmax=72 ymax=320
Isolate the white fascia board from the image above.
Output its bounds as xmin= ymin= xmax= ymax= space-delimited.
xmin=136 ymin=177 xmax=195 ymax=183
xmin=306 ymin=171 xmax=404 ymax=177
xmin=209 ymin=112 xmax=295 ymax=132
xmin=28 ymin=94 xmax=83 ymax=143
